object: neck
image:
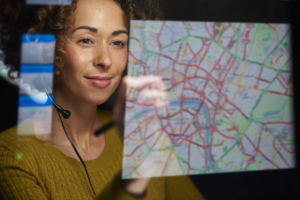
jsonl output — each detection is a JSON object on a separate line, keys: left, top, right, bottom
{"left": 50, "top": 87, "right": 102, "bottom": 153}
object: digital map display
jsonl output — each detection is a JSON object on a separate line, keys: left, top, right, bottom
{"left": 122, "top": 21, "right": 294, "bottom": 179}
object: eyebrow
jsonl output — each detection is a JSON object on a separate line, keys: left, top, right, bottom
{"left": 72, "top": 26, "right": 98, "bottom": 33}
{"left": 71, "top": 26, "right": 128, "bottom": 36}
{"left": 112, "top": 30, "right": 129, "bottom": 36}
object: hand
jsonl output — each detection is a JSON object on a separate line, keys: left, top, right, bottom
{"left": 113, "top": 77, "right": 150, "bottom": 197}
{"left": 113, "top": 75, "right": 168, "bottom": 197}
{"left": 113, "top": 75, "right": 168, "bottom": 140}
{"left": 113, "top": 77, "right": 159, "bottom": 198}
{"left": 121, "top": 178, "right": 150, "bottom": 198}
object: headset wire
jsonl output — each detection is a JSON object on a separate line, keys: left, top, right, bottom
{"left": 56, "top": 108, "right": 97, "bottom": 197}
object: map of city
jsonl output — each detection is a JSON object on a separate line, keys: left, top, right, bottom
{"left": 122, "top": 21, "right": 294, "bottom": 179}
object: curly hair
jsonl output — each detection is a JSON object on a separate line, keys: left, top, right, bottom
{"left": 0, "top": 0, "right": 162, "bottom": 83}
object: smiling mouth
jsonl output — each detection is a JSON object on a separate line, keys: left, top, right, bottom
{"left": 84, "top": 76, "right": 112, "bottom": 88}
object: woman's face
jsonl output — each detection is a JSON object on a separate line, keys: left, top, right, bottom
{"left": 60, "top": 0, "right": 128, "bottom": 105}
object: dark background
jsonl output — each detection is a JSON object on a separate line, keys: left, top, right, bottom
{"left": 1, "top": 0, "right": 299, "bottom": 199}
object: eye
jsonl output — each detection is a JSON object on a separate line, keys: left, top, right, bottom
{"left": 78, "top": 38, "right": 94, "bottom": 45}
{"left": 111, "top": 41, "right": 125, "bottom": 48}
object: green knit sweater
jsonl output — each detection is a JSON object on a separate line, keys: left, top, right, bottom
{"left": 0, "top": 110, "right": 205, "bottom": 200}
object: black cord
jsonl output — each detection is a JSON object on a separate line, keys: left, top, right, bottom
{"left": 95, "top": 121, "right": 114, "bottom": 136}
{"left": 56, "top": 108, "right": 97, "bottom": 197}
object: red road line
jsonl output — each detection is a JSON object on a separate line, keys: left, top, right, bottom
{"left": 157, "top": 21, "right": 166, "bottom": 50}
{"left": 205, "top": 22, "right": 213, "bottom": 39}
{"left": 124, "top": 113, "right": 157, "bottom": 139}
{"left": 255, "top": 67, "right": 264, "bottom": 88}
{"left": 124, "top": 143, "right": 145, "bottom": 157}
{"left": 272, "top": 138, "right": 291, "bottom": 168}
{"left": 161, "top": 151, "right": 173, "bottom": 176}
{"left": 213, "top": 128, "right": 235, "bottom": 140}
{"left": 277, "top": 76, "right": 288, "bottom": 91}
{"left": 279, "top": 140, "right": 294, "bottom": 154}
{"left": 253, "top": 125, "right": 264, "bottom": 159}
{"left": 265, "top": 121, "right": 292, "bottom": 125}
{"left": 151, "top": 131, "right": 163, "bottom": 148}
{"left": 209, "top": 129, "right": 216, "bottom": 162}
{"left": 267, "top": 90, "right": 292, "bottom": 97}
{"left": 279, "top": 74, "right": 290, "bottom": 85}
{"left": 244, "top": 134, "right": 280, "bottom": 169}
{"left": 255, "top": 77, "right": 271, "bottom": 83}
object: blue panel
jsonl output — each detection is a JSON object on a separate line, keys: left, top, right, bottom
{"left": 22, "top": 34, "right": 55, "bottom": 43}
{"left": 18, "top": 95, "right": 53, "bottom": 107}
{"left": 20, "top": 65, "right": 54, "bottom": 73}
{"left": 26, "top": 0, "right": 71, "bottom": 5}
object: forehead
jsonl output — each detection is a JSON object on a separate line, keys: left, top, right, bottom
{"left": 68, "top": 0, "right": 127, "bottom": 31}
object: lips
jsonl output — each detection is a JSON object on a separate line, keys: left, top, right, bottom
{"left": 84, "top": 76, "right": 112, "bottom": 88}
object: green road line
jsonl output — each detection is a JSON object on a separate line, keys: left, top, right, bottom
{"left": 177, "top": 156, "right": 206, "bottom": 174}
{"left": 265, "top": 28, "right": 290, "bottom": 62}
{"left": 134, "top": 66, "right": 141, "bottom": 77}
{"left": 234, "top": 24, "right": 242, "bottom": 56}
{"left": 141, "top": 35, "right": 187, "bottom": 62}
{"left": 160, "top": 36, "right": 189, "bottom": 51}
{"left": 184, "top": 22, "right": 191, "bottom": 36}
{"left": 282, "top": 58, "right": 291, "bottom": 71}
{"left": 142, "top": 21, "right": 146, "bottom": 50}
{"left": 261, "top": 123, "right": 292, "bottom": 142}
{"left": 211, "top": 138, "right": 240, "bottom": 171}
{"left": 231, "top": 23, "right": 239, "bottom": 37}
{"left": 152, "top": 147, "right": 174, "bottom": 151}
{"left": 170, "top": 147, "right": 186, "bottom": 174}
{"left": 248, "top": 24, "right": 259, "bottom": 59}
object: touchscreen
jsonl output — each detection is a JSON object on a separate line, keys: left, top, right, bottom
{"left": 122, "top": 21, "right": 294, "bottom": 178}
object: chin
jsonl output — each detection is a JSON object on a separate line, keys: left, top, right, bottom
{"left": 83, "top": 96, "right": 109, "bottom": 106}
{"left": 80, "top": 92, "right": 112, "bottom": 106}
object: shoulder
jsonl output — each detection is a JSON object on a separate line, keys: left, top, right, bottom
{"left": 0, "top": 126, "right": 18, "bottom": 146}
{"left": 0, "top": 122, "right": 47, "bottom": 170}
{"left": 0, "top": 117, "right": 43, "bottom": 150}
{"left": 0, "top": 125, "right": 31, "bottom": 152}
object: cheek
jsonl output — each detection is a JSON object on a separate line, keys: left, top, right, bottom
{"left": 63, "top": 44, "right": 90, "bottom": 78}
{"left": 113, "top": 50, "right": 128, "bottom": 75}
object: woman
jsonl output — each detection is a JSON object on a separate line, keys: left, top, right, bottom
{"left": 0, "top": 0, "right": 205, "bottom": 199}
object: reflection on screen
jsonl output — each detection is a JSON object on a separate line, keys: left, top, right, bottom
{"left": 17, "top": 34, "right": 55, "bottom": 136}
{"left": 122, "top": 21, "right": 294, "bottom": 179}
{"left": 26, "top": 0, "right": 71, "bottom": 5}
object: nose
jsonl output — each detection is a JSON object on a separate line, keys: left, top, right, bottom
{"left": 93, "top": 42, "right": 112, "bottom": 68}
